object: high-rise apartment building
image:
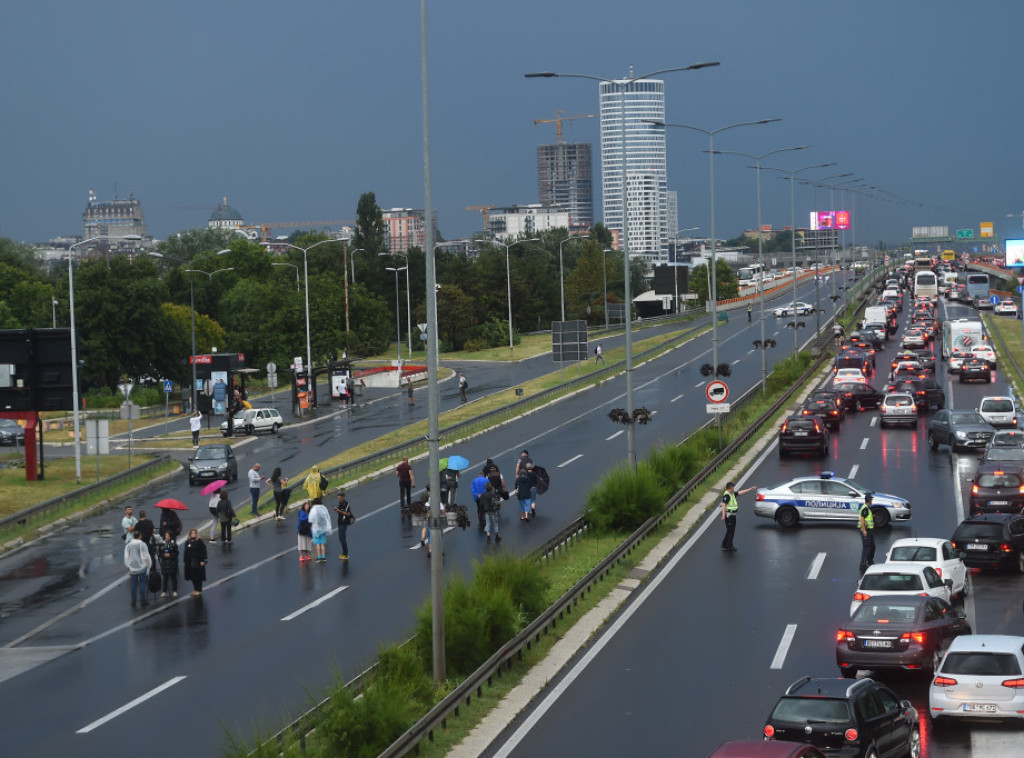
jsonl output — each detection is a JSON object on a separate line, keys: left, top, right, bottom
{"left": 599, "top": 77, "right": 668, "bottom": 263}
{"left": 382, "top": 208, "right": 440, "bottom": 253}
{"left": 536, "top": 142, "right": 593, "bottom": 230}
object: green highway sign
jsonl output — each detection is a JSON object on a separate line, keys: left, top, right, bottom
{"left": 956, "top": 229, "right": 974, "bottom": 239}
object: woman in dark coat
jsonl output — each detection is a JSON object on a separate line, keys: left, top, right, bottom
{"left": 183, "top": 528, "right": 207, "bottom": 596}
{"left": 158, "top": 531, "right": 179, "bottom": 598}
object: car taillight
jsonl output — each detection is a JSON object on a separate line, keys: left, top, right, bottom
{"left": 844, "top": 728, "right": 859, "bottom": 743}
{"left": 934, "top": 567, "right": 942, "bottom": 578}
{"left": 836, "top": 629, "right": 854, "bottom": 642}
{"left": 972, "top": 485, "right": 979, "bottom": 495}
{"left": 813, "top": 420, "right": 821, "bottom": 433}
{"left": 781, "top": 422, "right": 788, "bottom": 432}
{"left": 1002, "top": 678, "right": 1024, "bottom": 689}
{"left": 1000, "top": 543, "right": 1014, "bottom": 553}
{"left": 933, "top": 676, "right": 957, "bottom": 687}
{"left": 764, "top": 724, "right": 776, "bottom": 738}
{"left": 853, "top": 592, "right": 871, "bottom": 602}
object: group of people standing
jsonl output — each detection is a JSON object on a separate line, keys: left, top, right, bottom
{"left": 122, "top": 504, "right": 208, "bottom": 606}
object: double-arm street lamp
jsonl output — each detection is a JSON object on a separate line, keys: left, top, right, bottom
{"left": 385, "top": 265, "right": 409, "bottom": 363}
{"left": 527, "top": 62, "right": 720, "bottom": 469}
{"left": 711, "top": 146, "right": 808, "bottom": 392}
{"left": 492, "top": 237, "right": 539, "bottom": 352}
{"left": 558, "top": 234, "right": 586, "bottom": 321}
{"left": 381, "top": 252, "right": 413, "bottom": 358}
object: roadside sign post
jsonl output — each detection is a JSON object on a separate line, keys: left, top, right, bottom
{"left": 163, "top": 379, "right": 172, "bottom": 425}
{"left": 705, "top": 380, "right": 730, "bottom": 447}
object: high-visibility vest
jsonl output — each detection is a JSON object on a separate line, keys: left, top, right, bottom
{"left": 724, "top": 491, "right": 739, "bottom": 513}
{"left": 859, "top": 503, "right": 874, "bottom": 529}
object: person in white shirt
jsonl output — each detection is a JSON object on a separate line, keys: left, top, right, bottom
{"left": 247, "top": 463, "right": 264, "bottom": 517}
{"left": 124, "top": 531, "right": 153, "bottom": 607}
{"left": 121, "top": 505, "right": 137, "bottom": 543}
{"left": 189, "top": 411, "right": 202, "bottom": 447}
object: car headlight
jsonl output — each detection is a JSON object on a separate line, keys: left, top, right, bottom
{"left": 954, "top": 431, "right": 967, "bottom": 439}
{"left": 189, "top": 464, "right": 199, "bottom": 473}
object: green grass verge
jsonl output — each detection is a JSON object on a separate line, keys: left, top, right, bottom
{"left": 984, "top": 314, "right": 1024, "bottom": 399}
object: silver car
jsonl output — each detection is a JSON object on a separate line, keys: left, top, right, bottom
{"left": 930, "top": 635, "right": 1024, "bottom": 722}
{"left": 880, "top": 393, "right": 917, "bottom": 428}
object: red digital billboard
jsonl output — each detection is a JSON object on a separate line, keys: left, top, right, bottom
{"left": 809, "top": 211, "right": 851, "bottom": 230}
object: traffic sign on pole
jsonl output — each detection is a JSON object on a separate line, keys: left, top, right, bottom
{"left": 705, "top": 380, "right": 729, "bottom": 403}
{"left": 163, "top": 379, "right": 173, "bottom": 394}
{"left": 706, "top": 403, "right": 731, "bottom": 414}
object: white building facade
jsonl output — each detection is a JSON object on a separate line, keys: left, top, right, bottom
{"left": 487, "top": 204, "right": 571, "bottom": 240}
{"left": 599, "top": 77, "right": 668, "bottom": 263}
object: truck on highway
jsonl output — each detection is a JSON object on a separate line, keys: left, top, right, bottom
{"left": 942, "top": 318, "right": 984, "bottom": 360}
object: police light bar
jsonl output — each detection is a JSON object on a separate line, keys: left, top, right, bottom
{"left": 820, "top": 471, "right": 835, "bottom": 479}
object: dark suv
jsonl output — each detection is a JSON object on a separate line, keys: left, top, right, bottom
{"left": 951, "top": 513, "right": 1024, "bottom": 572}
{"left": 764, "top": 677, "right": 919, "bottom": 758}
{"left": 969, "top": 463, "right": 1024, "bottom": 514}
{"left": 779, "top": 415, "right": 830, "bottom": 457}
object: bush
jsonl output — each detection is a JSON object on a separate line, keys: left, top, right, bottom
{"left": 645, "top": 443, "right": 705, "bottom": 493}
{"left": 583, "top": 462, "right": 670, "bottom": 533}
{"left": 462, "top": 338, "right": 488, "bottom": 352}
{"left": 472, "top": 552, "right": 550, "bottom": 620}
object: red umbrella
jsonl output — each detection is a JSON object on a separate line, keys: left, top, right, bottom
{"left": 154, "top": 498, "right": 188, "bottom": 511}
{"left": 200, "top": 480, "right": 228, "bottom": 496}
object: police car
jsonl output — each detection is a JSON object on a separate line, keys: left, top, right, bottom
{"left": 753, "top": 472, "right": 912, "bottom": 529}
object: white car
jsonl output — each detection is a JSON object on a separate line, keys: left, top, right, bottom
{"left": 833, "top": 368, "right": 868, "bottom": 385}
{"left": 220, "top": 407, "right": 284, "bottom": 436}
{"left": 948, "top": 350, "right": 968, "bottom": 373}
{"left": 970, "top": 344, "right": 997, "bottom": 369}
{"left": 931, "top": 635, "right": 1024, "bottom": 722}
{"left": 901, "top": 330, "right": 927, "bottom": 349}
{"left": 773, "top": 301, "right": 814, "bottom": 317}
{"left": 884, "top": 537, "right": 967, "bottom": 598}
{"left": 753, "top": 471, "right": 912, "bottom": 528}
{"left": 978, "top": 396, "right": 1017, "bottom": 428}
{"left": 850, "top": 563, "right": 952, "bottom": 615}
{"left": 995, "top": 299, "right": 1019, "bottom": 317}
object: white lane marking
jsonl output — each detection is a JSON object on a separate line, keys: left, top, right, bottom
{"left": 747, "top": 349, "right": 755, "bottom": 354}
{"left": 869, "top": 416, "right": 878, "bottom": 427}
{"left": 859, "top": 437, "right": 869, "bottom": 450}
{"left": 78, "top": 676, "right": 187, "bottom": 733}
{"left": 695, "top": 381, "right": 706, "bottom": 388}
{"left": 408, "top": 525, "right": 455, "bottom": 549}
{"left": 731, "top": 359, "right": 741, "bottom": 365}
{"left": 771, "top": 624, "right": 798, "bottom": 669}
{"left": 559, "top": 455, "right": 583, "bottom": 468}
{"left": 281, "top": 586, "right": 349, "bottom": 621}
{"left": 492, "top": 433, "right": 781, "bottom": 758}
{"left": 808, "top": 553, "right": 826, "bottom": 580}
{"left": 671, "top": 394, "right": 684, "bottom": 403}
{"left": 606, "top": 430, "right": 623, "bottom": 440}
{"left": 848, "top": 464, "right": 859, "bottom": 479}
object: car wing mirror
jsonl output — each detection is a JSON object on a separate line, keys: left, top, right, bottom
{"left": 955, "top": 609, "right": 967, "bottom": 620}
{"left": 944, "top": 578, "right": 953, "bottom": 588}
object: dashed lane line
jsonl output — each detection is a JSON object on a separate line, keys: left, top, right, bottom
{"left": 770, "top": 624, "right": 798, "bottom": 669}
{"left": 78, "top": 676, "right": 187, "bottom": 733}
{"left": 281, "top": 586, "right": 349, "bottom": 621}
{"left": 605, "top": 431, "right": 623, "bottom": 441}
{"left": 859, "top": 437, "right": 869, "bottom": 450}
{"left": 848, "top": 464, "right": 859, "bottom": 479}
{"left": 558, "top": 455, "right": 583, "bottom": 468}
{"left": 808, "top": 553, "right": 826, "bottom": 580}
{"left": 671, "top": 394, "right": 684, "bottom": 403}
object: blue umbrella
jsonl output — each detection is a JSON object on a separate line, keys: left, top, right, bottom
{"left": 445, "top": 455, "right": 470, "bottom": 471}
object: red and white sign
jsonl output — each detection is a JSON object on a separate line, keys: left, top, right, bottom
{"left": 706, "top": 380, "right": 729, "bottom": 403}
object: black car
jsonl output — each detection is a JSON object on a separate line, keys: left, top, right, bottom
{"left": 836, "top": 595, "right": 971, "bottom": 678}
{"left": 968, "top": 462, "right": 1024, "bottom": 515}
{"left": 187, "top": 443, "right": 239, "bottom": 486}
{"left": 809, "top": 389, "right": 847, "bottom": 422}
{"left": 887, "top": 378, "right": 945, "bottom": 411}
{"left": 779, "top": 415, "right": 830, "bottom": 457}
{"left": 834, "top": 351, "right": 871, "bottom": 377}
{"left": 927, "top": 409, "right": 995, "bottom": 452}
{"left": 911, "top": 349, "right": 936, "bottom": 374}
{"left": 800, "top": 399, "right": 842, "bottom": 430}
{"left": 850, "top": 329, "right": 885, "bottom": 350}
{"left": 0, "top": 418, "right": 25, "bottom": 445}
{"left": 959, "top": 356, "right": 991, "bottom": 383}
{"left": 978, "top": 446, "right": 1024, "bottom": 467}
{"left": 833, "top": 382, "right": 885, "bottom": 412}
{"left": 764, "top": 677, "right": 919, "bottom": 758}
{"left": 951, "top": 513, "right": 1024, "bottom": 572}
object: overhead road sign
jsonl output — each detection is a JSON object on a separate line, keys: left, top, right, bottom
{"left": 956, "top": 229, "right": 974, "bottom": 239}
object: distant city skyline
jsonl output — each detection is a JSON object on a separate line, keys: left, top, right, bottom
{"left": 2, "top": 1, "right": 1022, "bottom": 247}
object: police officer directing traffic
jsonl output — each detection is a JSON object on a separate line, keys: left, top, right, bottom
{"left": 721, "top": 481, "right": 757, "bottom": 552}
{"left": 858, "top": 493, "right": 876, "bottom": 573}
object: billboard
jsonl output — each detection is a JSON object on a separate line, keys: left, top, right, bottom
{"left": 980, "top": 222, "right": 994, "bottom": 238}
{"left": 810, "top": 211, "right": 851, "bottom": 230}
{"left": 912, "top": 226, "right": 949, "bottom": 238}
{"left": 1006, "top": 239, "right": 1024, "bottom": 267}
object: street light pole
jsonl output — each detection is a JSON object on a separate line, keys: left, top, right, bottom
{"left": 528, "top": 62, "right": 720, "bottom": 470}
{"left": 558, "top": 235, "right": 584, "bottom": 321}
{"left": 492, "top": 238, "right": 538, "bottom": 352}
{"left": 272, "top": 262, "right": 300, "bottom": 290}
{"left": 602, "top": 248, "right": 611, "bottom": 330}
{"left": 672, "top": 227, "right": 699, "bottom": 315}
{"left": 385, "top": 266, "right": 407, "bottom": 363}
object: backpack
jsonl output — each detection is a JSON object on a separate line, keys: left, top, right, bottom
{"left": 320, "top": 473, "right": 329, "bottom": 490}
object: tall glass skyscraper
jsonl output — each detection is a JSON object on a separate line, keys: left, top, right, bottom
{"left": 599, "top": 77, "right": 667, "bottom": 262}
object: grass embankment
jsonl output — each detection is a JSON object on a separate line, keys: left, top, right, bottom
{"left": 984, "top": 314, "right": 1024, "bottom": 399}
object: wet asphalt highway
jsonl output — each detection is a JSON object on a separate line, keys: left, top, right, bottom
{"left": 488, "top": 300, "right": 1024, "bottom": 758}
{"left": 0, "top": 274, "right": 850, "bottom": 758}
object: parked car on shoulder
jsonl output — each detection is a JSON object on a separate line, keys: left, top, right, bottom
{"left": 995, "top": 299, "right": 1019, "bottom": 317}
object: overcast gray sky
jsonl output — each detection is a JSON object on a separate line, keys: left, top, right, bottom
{"left": 2, "top": 0, "right": 1020, "bottom": 247}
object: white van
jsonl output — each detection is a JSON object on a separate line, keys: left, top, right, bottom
{"left": 914, "top": 270, "right": 939, "bottom": 301}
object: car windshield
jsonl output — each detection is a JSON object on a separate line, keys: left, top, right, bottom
{"left": 949, "top": 411, "right": 986, "bottom": 425}
{"left": 771, "top": 697, "right": 850, "bottom": 724}
{"left": 885, "top": 396, "right": 914, "bottom": 407}
{"left": 977, "top": 473, "right": 1022, "bottom": 488}
{"left": 982, "top": 399, "right": 1014, "bottom": 412}
{"left": 941, "top": 652, "right": 1022, "bottom": 676}
{"left": 0, "top": 419, "right": 20, "bottom": 429}
{"left": 194, "top": 447, "right": 228, "bottom": 461}
{"left": 852, "top": 602, "right": 920, "bottom": 624}
{"left": 889, "top": 545, "right": 937, "bottom": 562}
{"left": 860, "top": 573, "right": 923, "bottom": 591}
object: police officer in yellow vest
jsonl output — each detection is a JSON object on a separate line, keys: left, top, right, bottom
{"left": 858, "top": 493, "right": 876, "bottom": 573}
{"left": 721, "top": 481, "right": 757, "bottom": 552}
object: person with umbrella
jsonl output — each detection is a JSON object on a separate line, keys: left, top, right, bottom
{"left": 440, "top": 456, "right": 468, "bottom": 506}
{"left": 201, "top": 480, "right": 228, "bottom": 541}
{"left": 155, "top": 498, "right": 187, "bottom": 541}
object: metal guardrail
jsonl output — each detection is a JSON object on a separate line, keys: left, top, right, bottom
{"left": 0, "top": 454, "right": 173, "bottom": 542}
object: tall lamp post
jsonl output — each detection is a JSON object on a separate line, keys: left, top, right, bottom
{"left": 272, "top": 262, "right": 300, "bottom": 290}
{"left": 558, "top": 234, "right": 585, "bottom": 321}
{"left": 381, "top": 252, "right": 413, "bottom": 358}
{"left": 69, "top": 234, "right": 141, "bottom": 483}
{"left": 803, "top": 172, "right": 854, "bottom": 331}
{"left": 602, "top": 248, "right": 612, "bottom": 330}
{"left": 385, "top": 265, "right": 408, "bottom": 363}
{"left": 713, "top": 146, "right": 809, "bottom": 393}
{"left": 645, "top": 118, "right": 780, "bottom": 412}
{"left": 672, "top": 227, "right": 700, "bottom": 315}
{"left": 492, "top": 237, "right": 538, "bottom": 352}
{"left": 762, "top": 163, "right": 837, "bottom": 354}
{"left": 527, "top": 61, "right": 720, "bottom": 470}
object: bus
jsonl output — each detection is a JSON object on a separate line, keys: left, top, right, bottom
{"left": 914, "top": 269, "right": 939, "bottom": 301}
{"left": 737, "top": 264, "right": 764, "bottom": 284}
{"left": 915, "top": 256, "right": 933, "bottom": 271}
{"left": 965, "top": 273, "right": 990, "bottom": 302}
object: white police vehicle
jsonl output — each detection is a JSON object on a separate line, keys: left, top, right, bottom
{"left": 753, "top": 471, "right": 912, "bottom": 529}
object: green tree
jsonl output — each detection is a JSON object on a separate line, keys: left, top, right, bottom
{"left": 156, "top": 228, "right": 238, "bottom": 263}
{"left": 354, "top": 192, "right": 386, "bottom": 255}
{"left": 688, "top": 259, "right": 739, "bottom": 305}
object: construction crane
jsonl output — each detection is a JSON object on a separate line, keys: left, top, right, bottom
{"left": 242, "top": 220, "right": 354, "bottom": 241}
{"left": 466, "top": 206, "right": 494, "bottom": 232}
{"left": 533, "top": 111, "right": 596, "bottom": 143}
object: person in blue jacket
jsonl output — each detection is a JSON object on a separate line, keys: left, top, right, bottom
{"left": 471, "top": 472, "right": 488, "bottom": 530}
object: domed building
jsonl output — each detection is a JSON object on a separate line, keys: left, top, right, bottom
{"left": 207, "top": 198, "right": 244, "bottom": 230}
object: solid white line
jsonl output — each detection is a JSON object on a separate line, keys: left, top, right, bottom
{"left": 281, "top": 586, "right": 349, "bottom": 621}
{"left": 771, "top": 624, "right": 798, "bottom": 669}
{"left": 77, "top": 676, "right": 187, "bottom": 733}
{"left": 848, "top": 464, "right": 859, "bottom": 479}
{"left": 808, "top": 553, "right": 826, "bottom": 580}
{"left": 605, "top": 430, "right": 623, "bottom": 440}
{"left": 559, "top": 455, "right": 584, "bottom": 468}
{"left": 859, "top": 437, "right": 869, "bottom": 450}
{"left": 671, "top": 394, "right": 684, "bottom": 403}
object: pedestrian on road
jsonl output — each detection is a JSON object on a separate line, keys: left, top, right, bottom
{"left": 268, "top": 467, "right": 290, "bottom": 520}
{"left": 515, "top": 450, "right": 532, "bottom": 478}
{"left": 159, "top": 508, "right": 182, "bottom": 541}
{"left": 407, "top": 376, "right": 415, "bottom": 406}
{"left": 440, "top": 466, "right": 460, "bottom": 506}
{"left": 859, "top": 494, "right": 876, "bottom": 573}
{"left": 346, "top": 375, "right": 356, "bottom": 405}
{"left": 207, "top": 487, "right": 222, "bottom": 541}
{"left": 720, "top": 481, "right": 757, "bottom": 552}
{"left": 594, "top": 343, "right": 605, "bottom": 365}
{"left": 309, "top": 500, "right": 331, "bottom": 563}
{"left": 396, "top": 456, "right": 415, "bottom": 512}
{"left": 515, "top": 463, "right": 538, "bottom": 522}
{"left": 421, "top": 494, "right": 445, "bottom": 558}
{"left": 189, "top": 411, "right": 202, "bottom": 447}
{"left": 334, "top": 492, "right": 355, "bottom": 560}
{"left": 124, "top": 530, "right": 152, "bottom": 608}
{"left": 304, "top": 465, "right": 327, "bottom": 505}
{"left": 158, "top": 531, "right": 179, "bottom": 598}
{"left": 458, "top": 372, "right": 468, "bottom": 403}
{"left": 247, "top": 462, "right": 264, "bottom": 516}
{"left": 121, "top": 505, "right": 137, "bottom": 543}
{"left": 747, "top": 303, "right": 752, "bottom": 323}
{"left": 216, "top": 490, "right": 235, "bottom": 543}
{"left": 471, "top": 472, "right": 488, "bottom": 529}
{"left": 297, "top": 501, "right": 313, "bottom": 563}
{"left": 136, "top": 509, "right": 156, "bottom": 559}
{"left": 183, "top": 529, "right": 207, "bottom": 596}
{"left": 482, "top": 482, "right": 502, "bottom": 543}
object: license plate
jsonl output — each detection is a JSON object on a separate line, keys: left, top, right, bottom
{"left": 863, "top": 639, "right": 892, "bottom": 649}
{"left": 990, "top": 501, "right": 1009, "bottom": 506}
{"left": 968, "top": 543, "right": 990, "bottom": 551}
{"left": 963, "top": 703, "right": 997, "bottom": 713}
{"left": 793, "top": 432, "right": 808, "bottom": 436}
